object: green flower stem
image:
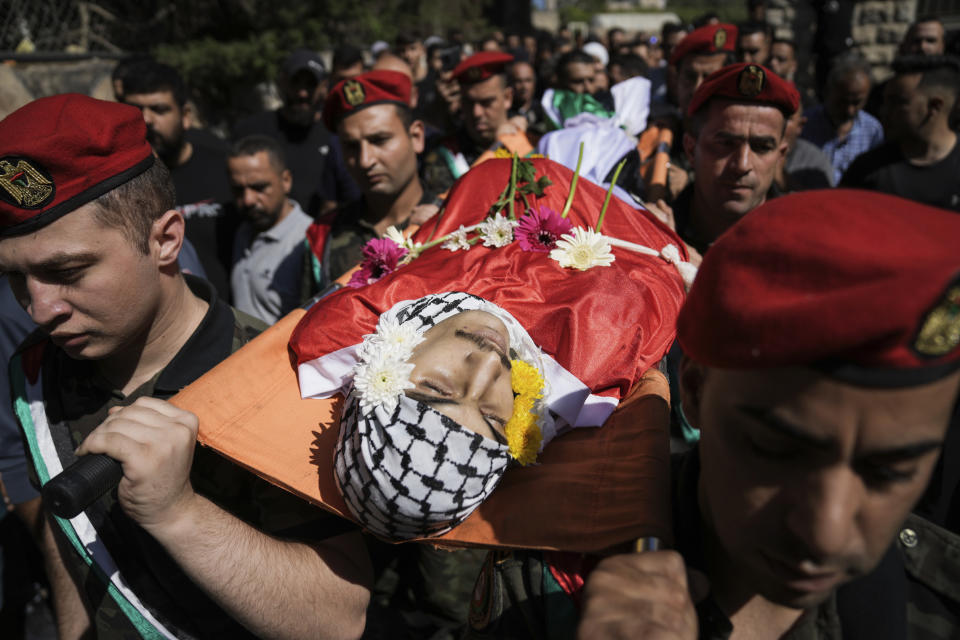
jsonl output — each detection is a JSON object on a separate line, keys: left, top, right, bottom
{"left": 595, "top": 157, "right": 627, "bottom": 233}
{"left": 508, "top": 152, "right": 519, "bottom": 220}
{"left": 560, "top": 142, "right": 584, "bottom": 219}
{"left": 519, "top": 191, "right": 532, "bottom": 213}
{"left": 415, "top": 223, "right": 482, "bottom": 254}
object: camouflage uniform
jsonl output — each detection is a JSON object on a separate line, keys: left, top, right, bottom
{"left": 14, "top": 275, "right": 349, "bottom": 639}
{"left": 464, "top": 447, "right": 960, "bottom": 639}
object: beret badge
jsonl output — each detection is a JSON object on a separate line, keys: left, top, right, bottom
{"left": 738, "top": 65, "right": 765, "bottom": 98}
{"left": 343, "top": 80, "right": 366, "bottom": 106}
{"left": 914, "top": 281, "right": 960, "bottom": 359}
{"left": 713, "top": 28, "right": 727, "bottom": 49}
{"left": 0, "top": 157, "right": 55, "bottom": 210}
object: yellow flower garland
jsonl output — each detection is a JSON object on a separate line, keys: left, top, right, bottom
{"left": 505, "top": 359, "right": 545, "bottom": 465}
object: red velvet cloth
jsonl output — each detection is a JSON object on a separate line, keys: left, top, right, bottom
{"left": 290, "top": 158, "right": 687, "bottom": 398}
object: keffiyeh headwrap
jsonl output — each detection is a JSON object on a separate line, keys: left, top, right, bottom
{"left": 338, "top": 292, "right": 540, "bottom": 539}
{"left": 300, "top": 291, "right": 618, "bottom": 539}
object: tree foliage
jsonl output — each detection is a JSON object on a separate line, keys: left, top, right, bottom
{"left": 96, "top": 0, "right": 496, "bottom": 124}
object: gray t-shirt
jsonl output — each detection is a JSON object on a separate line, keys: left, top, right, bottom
{"left": 785, "top": 138, "right": 835, "bottom": 192}
{"left": 231, "top": 200, "right": 313, "bottom": 324}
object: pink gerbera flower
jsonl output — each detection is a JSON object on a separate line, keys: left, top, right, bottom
{"left": 347, "top": 238, "right": 409, "bottom": 288}
{"left": 516, "top": 205, "right": 573, "bottom": 252}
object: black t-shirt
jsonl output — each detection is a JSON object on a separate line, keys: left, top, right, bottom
{"left": 233, "top": 110, "right": 332, "bottom": 215}
{"left": 841, "top": 141, "right": 960, "bottom": 213}
{"left": 170, "top": 143, "right": 236, "bottom": 299}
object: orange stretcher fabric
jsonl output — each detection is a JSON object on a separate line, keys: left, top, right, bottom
{"left": 169, "top": 308, "right": 673, "bottom": 552}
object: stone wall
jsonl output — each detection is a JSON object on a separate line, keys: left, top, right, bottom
{"left": 0, "top": 58, "right": 115, "bottom": 120}
{"left": 765, "top": 0, "right": 918, "bottom": 80}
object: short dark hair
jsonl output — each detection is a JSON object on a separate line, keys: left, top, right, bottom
{"left": 332, "top": 44, "right": 363, "bottom": 72}
{"left": 121, "top": 60, "right": 188, "bottom": 107}
{"left": 826, "top": 55, "right": 873, "bottom": 91}
{"left": 738, "top": 21, "right": 772, "bottom": 39}
{"left": 662, "top": 22, "right": 686, "bottom": 40}
{"left": 609, "top": 53, "right": 648, "bottom": 79}
{"left": 394, "top": 103, "right": 414, "bottom": 129}
{"left": 912, "top": 14, "right": 945, "bottom": 28}
{"left": 771, "top": 38, "right": 796, "bottom": 52}
{"left": 92, "top": 160, "right": 176, "bottom": 254}
{"left": 892, "top": 55, "right": 960, "bottom": 99}
{"left": 395, "top": 32, "right": 422, "bottom": 47}
{"left": 557, "top": 50, "right": 596, "bottom": 81}
{"left": 229, "top": 135, "right": 288, "bottom": 172}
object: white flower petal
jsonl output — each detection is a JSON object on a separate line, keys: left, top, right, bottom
{"left": 478, "top": 213, "right": 516, "bottom": 248}
{"left": 549, "top": 227, "right": 615, "bottom": 271}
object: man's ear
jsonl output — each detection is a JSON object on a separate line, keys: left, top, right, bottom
{"left": 678, "top": 355, "right": 707, "bottom": 431}
{"left": 682, "top": 131, "right": 697, "bottom": 165}
{"left": 282, "top": 168, "right": 293, "bottom": 196}
{"left": 151, "top": 209, "right": 185, "bottom": 269}
{"left": 409, "top": 119, "right": 426, "bottom": 154}
{"left": 927, "top": 93, "right": 946, "bottom": 118}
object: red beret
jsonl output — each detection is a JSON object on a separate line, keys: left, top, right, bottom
{"left": 669, "top": 23, "right": 737, "bottom": 66}
{"left": 322, "top": 70, "right": 412, "bottom": 131}
{"left": 452, "top": 51, "right": 514, "bottom": 84}
{"left": 678, "top": 190, "right": 960, "bottom": 387}
{"left": 686, "top": 62, "right": 800, "bottom": 117}
{"left": 0, "top": 93, "right": 153, "bottom": 237}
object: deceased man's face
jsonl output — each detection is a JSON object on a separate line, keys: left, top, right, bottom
{"left": 406, "top": 310, "right": 514, "bottom": 443}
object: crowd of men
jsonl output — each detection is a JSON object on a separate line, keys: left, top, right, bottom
{"left": 1, "top": 5, "right": 960, "bottom": 639}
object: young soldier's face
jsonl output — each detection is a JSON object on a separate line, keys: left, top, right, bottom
{"left": 684, "top": 100, "right": 787, "bottom": 221}
{"left": 682, "top": 362, "right": 960, "bottom": 610}
{"left": 462, "top": 75, "right": 513, "bottom": 146}
{"left": 339, "top": 105, "right": 424, "bottom": 198}
{"left": 0, "top": 202, "right": 169, "bottom": 360}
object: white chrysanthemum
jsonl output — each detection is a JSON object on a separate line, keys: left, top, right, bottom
{"left": 384, "top": 225, "right": 406, "bottom": 248}
{"left": 352, "top": 354, "right": 415, "bottom": 415}
{"left": 441, "top": 225, "right": 472, "bottom": 252}
{"left": 549, "top": 227, "right": 616, "bottom": 271}
{"left": 373, "top": 315, "right": 425, "bottom": 358}
{"left": 478, "top": 213, "right": 517, "bottom": 248}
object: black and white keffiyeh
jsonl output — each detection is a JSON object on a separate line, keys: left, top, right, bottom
{"left": 300, "top": 291, "right": 619, "bottom": 539}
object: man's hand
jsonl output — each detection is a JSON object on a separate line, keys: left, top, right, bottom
{"left": 645, "top": 198, "right": 676, "bottom": 231}
{"left": 76, "top": 397, "right": 198, "bottom": 532}
{"left": 577, "top": 550, "right": 706, "bottom": 640}
{"left": 496, "top": 115, "right": 529, "bottom": 138}
{"left": 666, "top": 163, "right": 690, "bottom": 201}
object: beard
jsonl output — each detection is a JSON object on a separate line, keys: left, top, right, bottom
{"left": 147, "top": 129, "right": 185, "bottom": 168}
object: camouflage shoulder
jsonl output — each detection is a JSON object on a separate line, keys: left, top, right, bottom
{"left": 900, "top": 513, "right": 960, "bottom": 638}
{"left": 230, "top": 307, "right": 269, "bottom": 350}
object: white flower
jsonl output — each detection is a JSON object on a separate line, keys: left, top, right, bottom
{"left": 478, "top": 213, "right": 517, "bottom": 248}
{"left": 441, "top": 225, "right": 472, "bottom": 251}
{"left": 385, "top": 225, "right": 423, "bottom": 255}
{"left": 384, "top": 225, "right": 406, "bottom": 248}
{"left": 372, "top": 315, "right": 425, "bottom": 358}
{"left": 549, "top": 227, "right": 615, "bottom": 271}
{"left": 352, "top": 353, "right": 415, "bottom": 415}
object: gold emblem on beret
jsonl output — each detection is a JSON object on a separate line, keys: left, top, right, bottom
{"left": 914, "top": 284, "right": 960, "bottom": 358}
{"left": 343, "top": 80, "right": 365, "bottom": 107}
{"left": 713, "top": 28, "right": 727, "bottom": 49}
{"left": 0, "top": 158, "right": 54, "bottom": 209}
{"left": 738, "top": 65, "right": 765, "bottom": 98}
